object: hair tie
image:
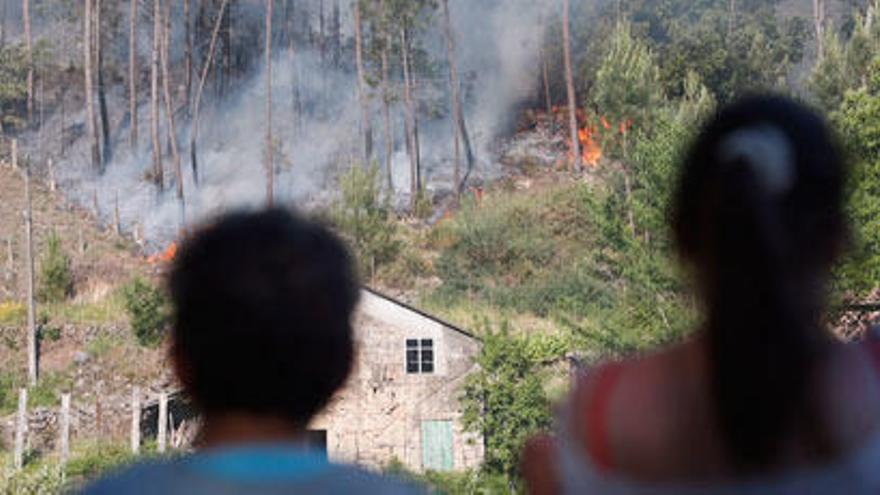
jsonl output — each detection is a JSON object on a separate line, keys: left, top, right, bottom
{"left": 718, "top": 124, "right": 795, "bottom": 195}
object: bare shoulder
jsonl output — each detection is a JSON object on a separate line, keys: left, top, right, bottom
{"left": 571, "top": 340, "right": 722, "bottom": 480}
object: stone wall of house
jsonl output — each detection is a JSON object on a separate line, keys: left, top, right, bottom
{"left": 311, "top": 291, "right": 484, "bottom": 472}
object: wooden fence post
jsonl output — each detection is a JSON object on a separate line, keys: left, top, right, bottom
{"left": 157, "top": 392, "right": 168, "bottom": 453}
{"left": 131, "top": 387, "right": 141, "bottom": 454}
{"left": 59, "top": 393, "right": 70, "bottom": 465}
{"left": 5, "top": 237, "right": 12, "bottom": 273}
{"left": 114, "top": 191, "right": 121, "bottom": 235}
{"left": 48, "top": 158, "right": 56, "bottom": 192}
{"left": 14, "top": 388, "right": 27, "bottom": 470}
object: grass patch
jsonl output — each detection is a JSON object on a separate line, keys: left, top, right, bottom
{"left": 85, "top": 333, "right": 121, "bottom": 358}
{"left": 41, "top": 291, "right": 126, "bottom": 326}
{"left": 0, "top": 301, "right": 26, "bottom": 326}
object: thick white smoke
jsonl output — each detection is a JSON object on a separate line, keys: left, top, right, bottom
{"left": 34, "top": 0, "right": 556, "bottom": 249}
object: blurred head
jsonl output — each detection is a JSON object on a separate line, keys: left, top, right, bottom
{"left": 672, "top": 96, "right": 847, "bottom": 468}
{"left": 168, "top": 208, "right": 360, "bottom": 427}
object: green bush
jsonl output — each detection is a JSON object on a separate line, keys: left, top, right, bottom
{"left": 122, "top": 277, "right": 169, "bottom": 347}
{"left": 38, "top": 232, "right": 73, "bottom": 304}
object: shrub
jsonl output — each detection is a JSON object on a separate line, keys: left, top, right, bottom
{"left": 122, "top": 277, "right": 168, "bottom": 347}
{"left": 329, "top": 164, "right": 401, "bottom": 277}
{"left": 38, "top": 232, "right": 73, "bottom": 303}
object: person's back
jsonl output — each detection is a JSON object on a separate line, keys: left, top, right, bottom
{"left": 81, "top": 209, "right": 423, "bottom": 495}
{"left": 523, "top": 96, "right": 880, "bottom": 494}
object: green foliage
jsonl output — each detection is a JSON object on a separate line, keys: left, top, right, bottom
{"left": 592, "top": 21, "right": 664, "bottom": 132}
{"left": 330, "top": 164, "right": 401, "bottom": 277}
{"left": 64, "top": 443, "right": 139, "bottom": 482}
{"left": 461, "top": 323, "right": 554, "bottom": 485}
{"left": 122, "top": 277, "right": 168, "bottom": 347}
{"left": 28, "top": 372, "right": 72, "bottom": 409}
{"left": 384, "top": 460, "right": 509, "bottom": 495}
{"left": 832, "top": 65, "right": 880, "bottom": 297}
{"left": 0, "top": 44, "right": 28, "bottom": 131}
{"left": 0, "top": 461, "right": 64, "bottom": 495}
{"left": 39, "top": 232, "right": 73, "bottom": 304}
{"left": 809, "top": 28, "right": 850, "bottom": 112}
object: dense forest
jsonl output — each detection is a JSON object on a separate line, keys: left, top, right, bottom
{"left": 0, "top": 0, "right": 879, "bottom": 492}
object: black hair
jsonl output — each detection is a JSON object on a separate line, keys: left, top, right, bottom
{"left": 673, "top": 96, "right": 847, "bottom": 468}
{"left": 168, "top": 208, "right": 360, "bottom": 425}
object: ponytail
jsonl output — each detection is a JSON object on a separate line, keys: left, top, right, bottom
{"left": 673, "top": 96, "right": 845, "bottom": 469}
{"left": 707, "top": 160, "right": 816, "bottom": 468}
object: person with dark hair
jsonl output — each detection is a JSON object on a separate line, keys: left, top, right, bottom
{"left": 83, "top": 209, "right": 423, "bottom": 494}
{"left": 523, "top": 96, "right": 880, "bottom": 494}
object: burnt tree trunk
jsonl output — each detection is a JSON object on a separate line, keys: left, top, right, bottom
{"left": 97, "top": 0, "right": 112, "bottom": 166}
{"left": 151, "top": 0, "right": 163, "bottom": 189}
{"left": 190, "top": 0, "right": 229, "bottom": 187}
{"left": 354, "top": 0, "right": 373, "bottom": 163}
{"left": 23, "top": 0, "right": 33, "bottom": 123}
{"left": 562, "top": 0, "right": 581, "bottom": 172}
{"left": 129, "top": 0, "right": 138, "bottom": 149}
{"left": 161, "top": 0, "right": 184, "bottom": 222}
{"left": 84, "top": 0, "right": 101, "bottom": 171}
{"left": 265, "top": 0, "right": 274, "bottom": 205}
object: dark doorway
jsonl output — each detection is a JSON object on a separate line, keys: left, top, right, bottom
{"left": 305, "top": 429, "right": 328, "bottom": 459}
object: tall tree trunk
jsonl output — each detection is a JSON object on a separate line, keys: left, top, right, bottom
{"left": 331, "top": 0, "right": 340, "bottom": 67}
{"left": 354, "top": 0, "right": 373, "bottom": 163}
{"left": 319, "top": 0, "right": 325, "bottom": 66}
{"left": 401, "top": 27, "right": 418, "bottom": 207}
{"left": 129, "top": 0, "right": 138, "bottom": 149}
{"left": 97, "top": 0, "right": 112, "bottom": 166}
{"left": 161, "top": 0, "right": 184, "bottom": 223}
{"left": 22, "top": 158, "right": 37, "bottom": 386}
{"left": 151, "top": 0, "right": 163, "bottom": 189}
{"left": 287, "top": 0, "right": 301, "bottom": 138}
{"left": 265, "top": 0, "right": 274, "bottom": 205}
{"left": 288, "top": 0, "right": 301, "bottom": 138}
{"left": 84, "top": 0, "right": 101, "bottom": 171}
{"left": 190, "top": 0, "right": 229, "bottom": 187}
{"left": 1, "top": 0, "right": 7, "bottom": 49}
{"left": 814, "top": 0, "right": 825, "bottom": 59}
{"left": 562, "top": 0, "right": 581, "bottom": 172}
{"left": 440, "top": 0, "right": 464, "bottom": 197}
{"left": 185, "top": 0, "right": 193, "bottom": 118}
{"left": 23, "top": 0, "right": 33, "bottom": 123}
{"left": 380, "top": 0, "right": 392, "bottom": 192}
{"left": 220, "top": 0, "right": 231, "bottom": 96}
{"left": 728, "top": 0, "right": 736, "bottom": 36}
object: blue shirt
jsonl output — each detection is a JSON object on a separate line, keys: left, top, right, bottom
{"left": 79, "top": 445, "right": 425, "bottom": 495}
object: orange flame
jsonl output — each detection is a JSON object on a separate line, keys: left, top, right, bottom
{"left": 578, "top": 125, "right": 602, "bottom": 167}
{"left": 147, "top": 241, "right": 178, "bottom": 265}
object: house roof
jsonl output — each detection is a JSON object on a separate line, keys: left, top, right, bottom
{"left": 361, "top": 287, "right": 481, "bottom": 342}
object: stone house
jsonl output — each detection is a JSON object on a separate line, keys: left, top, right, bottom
{"left": 309, "top": 288, "right": 484, "bottom": 473}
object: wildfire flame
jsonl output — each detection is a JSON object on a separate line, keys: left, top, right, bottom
{"left": 526, "top": 106, "right": 632, "bottom": 169}
{"left": 578, "top": 125, "right": 602, "bottom": 167}
{"left": 146, "top": 241, "right": 178, "bottom": 265}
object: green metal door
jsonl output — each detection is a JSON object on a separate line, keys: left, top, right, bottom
{"left": 421, "top": 420, "right": 454, "bottom": 471}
